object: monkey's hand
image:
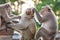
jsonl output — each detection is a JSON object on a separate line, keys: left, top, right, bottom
{"left": 11, "top": 16, "right": 21, "bottom": 19}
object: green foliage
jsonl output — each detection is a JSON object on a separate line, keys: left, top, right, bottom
{"left": 53, "top": 2, "right": 60, "bottom": 12}
{"left": 10, "top": 0, "right": 17, "bottom": 2}
{"left": 57, "top": 0, "right": 60, "bottom": 2}
{"left": 36, "top": 0, "right": 54, "bottom": 11}
{"left": 12, "top": 11, "right": 19, "bottom": 15}
{"left": 58, "top": 18, "right": 60, "bottom": 30}
{"left": 0, "top": 0, "right": 6, "bottom": 4}
{"left": 36, "top": 22, "right": 41, "bottom": 28}
{"left": 36, "top": 4, "right": 41, "bottom": 11}
{"left": 35, "top": 22, "right": 41, "bottom": 30}
{"left": 42, "top": 0, "right": 53, "bottom": 5}
{"left": 0, "top": 0, "right": 18, "bottom": 4}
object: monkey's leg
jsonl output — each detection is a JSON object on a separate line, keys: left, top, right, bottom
{"left": 43, "top": 37, "right": 48, "bottom": 40}
{"left": 50, "top": 34, "right": 56, "bottom": 40}
{"left": 38, "top": 28, "right": 51, "bottom": 40}
{"left": 43, "top": 31, "right": 56, "bottom": 40}
{"left": 35, "top": 29, "right": 42, "bottom": 40}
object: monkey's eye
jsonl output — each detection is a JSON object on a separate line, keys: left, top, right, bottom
{"left": 48, "top": 8, "right": 50, "bottom": 12}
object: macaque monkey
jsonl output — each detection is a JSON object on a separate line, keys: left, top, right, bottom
{"left": 0, "top": 2, "right": 14, "bottom": 40}
{"left": 0, "top": 2, "right": 21, "bottom": 23}
{"left": 0, "top": 3, "right": 21, "bottom": 31}
{"left": 0, "top": 2, "right": 21, "bottom": 33}
{"left": 0, "top": 2, "right": 22, "bottom": 40}
{"left": 34, "top": 5, "right": 58, "bottom": 40}
{"left": 8, "top": 8, "right": 36, "bottom": 40}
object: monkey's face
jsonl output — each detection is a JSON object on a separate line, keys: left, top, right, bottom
{"left": 2, "top": 4, "right": 12, "bottom": 16}
{"left": 5, "top": 4, "right": 12, "bottom": 16}
{"left": 40, "top": 6, "right": 51, "bottom": 16}
{"left": 40, "top": 6, "right": 48, "bottom": 13}
{"left": 25, "top": 8, "right": 34, "bottom": 19}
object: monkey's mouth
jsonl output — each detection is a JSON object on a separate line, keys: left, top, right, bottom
{"left": 28, "top": 16, "right": 34, "bottom": 19}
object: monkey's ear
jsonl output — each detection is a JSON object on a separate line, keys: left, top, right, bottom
{"left": 48, "top": 8, "right": 51, "bottom": 12}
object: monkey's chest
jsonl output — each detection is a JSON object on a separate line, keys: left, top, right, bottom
{"left": 21, "top": 28, "right": 33, "bottom": 40}
{"left": 20, "top": 21, "right": 35, "bottom": 40}
{"left": 41, "top": 21, "right": 57, "bottom": 33}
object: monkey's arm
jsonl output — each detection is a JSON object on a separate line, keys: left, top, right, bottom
{"left": 8, "top": 23, "right": 28, "bottom": 30}
{"left": 11, "top": 16, "right": 21, "bottom": 19}
{"left": 1, "top": 9, "right": 20, "bottom": 22}
{"left": 41, "top": 12, "right": 51, "bottom": 22}
{"left": 29, "top": 22, "right": 36, "bottom": 35}
{"left": 0, "top": 9, "right": 12, "bottom": 22}
{"left": 34, "top": 8, "right": 49, "bottom": 23}
{"left": 33, "top": 8, "right": 42, "bottom": 23}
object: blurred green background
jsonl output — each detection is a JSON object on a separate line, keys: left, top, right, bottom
{"left": 0, "top": 0, "right": 60, "bottom": 30}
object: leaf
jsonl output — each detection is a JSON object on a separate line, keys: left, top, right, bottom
{"left": 10, "top": 0, "right": 17, "bottom": 2}
{"left": 0, "top": 0, "right": 6, "bottom": 4}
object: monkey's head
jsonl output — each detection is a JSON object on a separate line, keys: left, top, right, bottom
{"left": 0, "top": 2, "right": 12, "bottom": 16}
{"left": 21, "top": 1, "right": 35, "bottom": 19}
{"left": 5, "top": 3, "right": 12, "bottom": 16}
{"left": 24, "top": 8, "right": 34, "bottom": 19}
{"left": 40, "top": 5, "right": 52, "bottom": 15}
{"left": 21, "top": 8, "right": 34, "bottom": 19}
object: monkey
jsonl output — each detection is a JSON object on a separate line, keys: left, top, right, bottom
{"left": 0, "top": 2, "right": 21, "bottom": 30}
{"left": 8, "top": 7, "right": 36, "bottom": 40}
{"left": 0, "top": 2, "right": 21, "bottom": 23}
{"left": 0, "top": 2, "right": 22, "bottom": 31}
{"left": 33, "top": 5, "right": 58, "bottom": 40}
{"left": 0, "top": 2, "right": 21, "bottom": 40}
